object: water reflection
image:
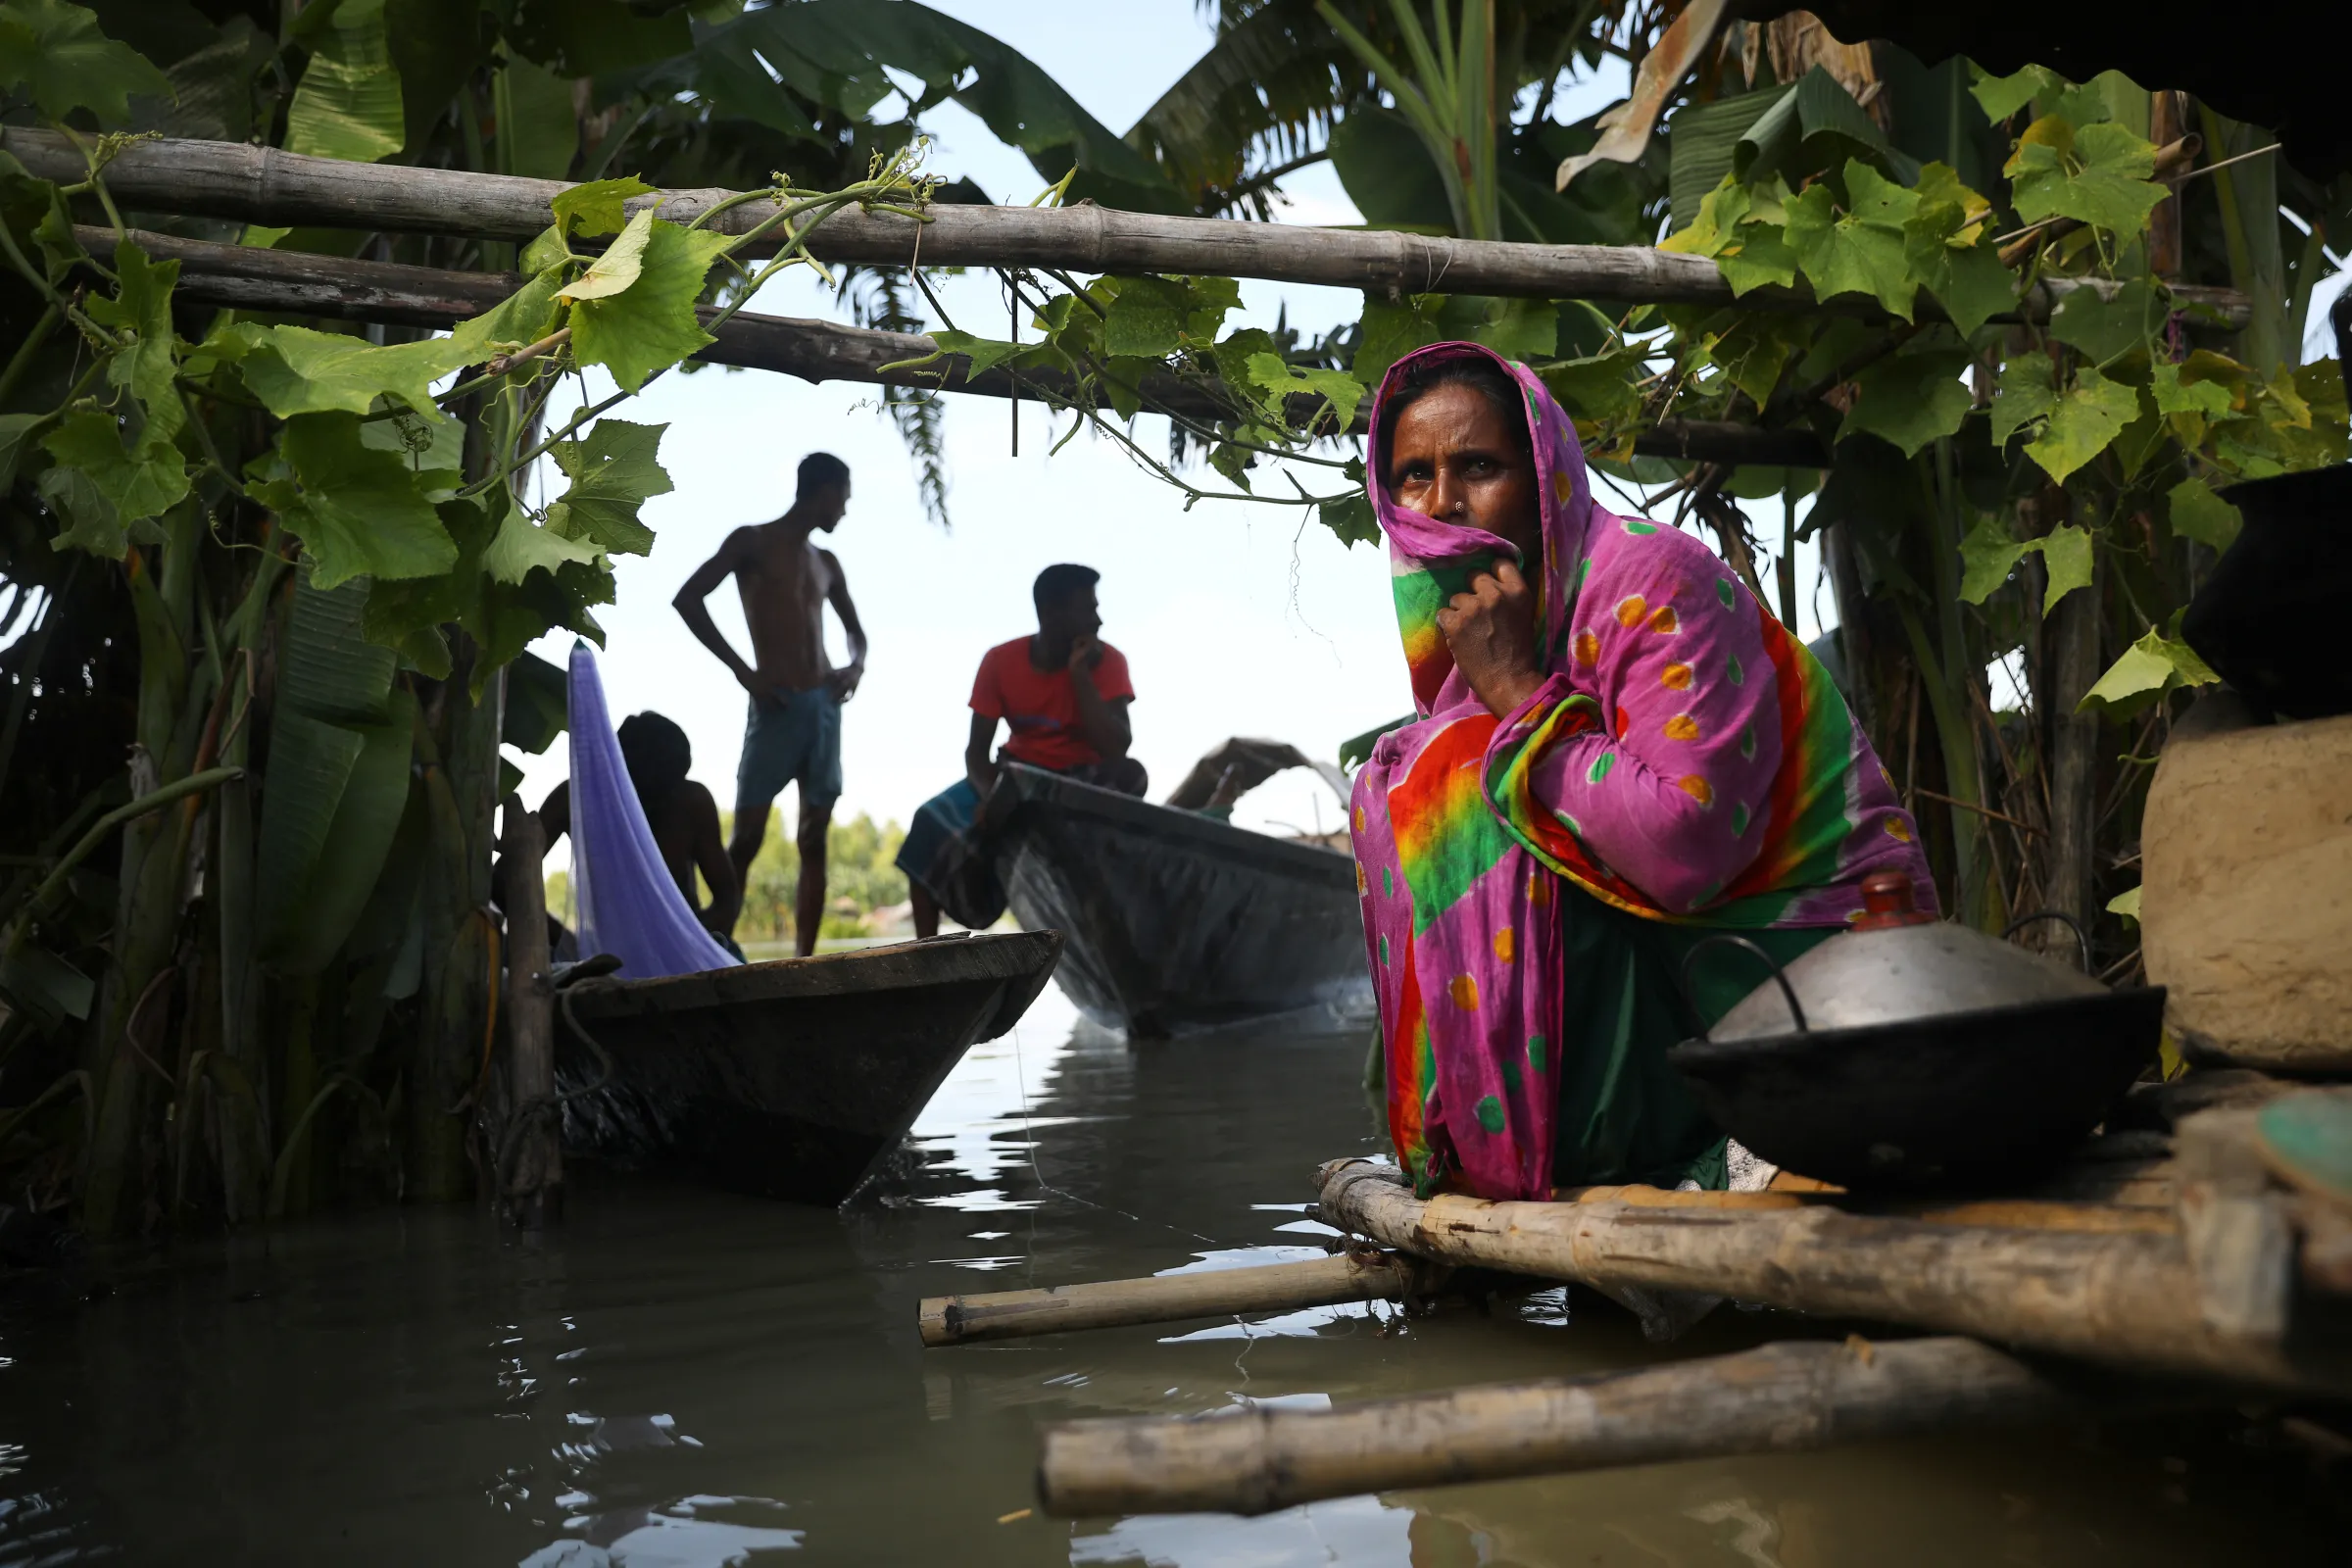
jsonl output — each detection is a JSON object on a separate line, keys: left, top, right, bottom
{"left": 0, "top": 982, "right": 2340, "bottom": 1566}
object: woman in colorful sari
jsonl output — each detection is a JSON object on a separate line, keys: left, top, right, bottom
{"left": 1350, "top": 343, "right": 1933, "bottom": 1201}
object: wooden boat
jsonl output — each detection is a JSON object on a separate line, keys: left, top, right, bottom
{"left": 993, "top": 761, "right": 1372, "bottom": 1036}
{"left": 554, "top": 929, "right": 1063, "bottom": 1203}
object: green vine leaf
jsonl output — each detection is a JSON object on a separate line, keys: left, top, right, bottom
{"left": 1715, "top": 223, "right": 1799, "bottom": 296}
{"left": 558, "top": 207, "right": 655, "bottom": 302}
{"left": 1969, "top": 65, "right": 2057, "bottom": 124}
{"left": 1840, "top": 348, "right": 1971, "bottom": 457}
{"left": 82, "top": 241, "right": 184, "bottom": 443}
{"left": 2165, "top": 476, "right": 2242, "bottom": 553}
{"left": 264, "top": 413, "right": 457, "bottom": 587}
{"left": 1784, "top": 161, "right": 1918, "bottom": 319}
{"left": 448, "top": 266, "right": 568, "bottom": 366}
{"left": 2005, "top": 117, "right": 2165, "bottom": 238}
{"left": 0, "top": 0, "right": 172, "bottom": 124}
{"left": 2024, "top": 366, "right": 2139, "bottom": 482}
{"left": 551, "top": 175, "right": 657, "bottom": 239}
{"left": 2080, "top": 626, "right": 2218, "bottom": 713}
{"left": 1352, "top": 294, "right": 1443, "bottom": 386}
{"left": 2039, "top": 522, "right": 2094, "bottom": 608}
{"left": 1957, "top": 515, "right": 2032, "bottom": 604}
{"left": 1468, "top": 298, "right": 1560, "bottom": 363}
{"left": 1102, "top": 277, "right": 1185, "bottom": 359}
{"left": 904, "top": 328, "right": 1024, "bottom": 381}
{"left": 1956, "top": 518, "right": 2092, "bottom": 611}
{"left": 39, "top": 408, "right": 189, "bottom": 551}
{"left": 2048, "top": 279, "right": 2161, "bottom": 366}
{"left": 481, "top": 506, "right": 604, "bottom": 585}
{"left": 566, "top": 220, "right": 734, "bottom": 392}
{"left": 543, "top": 418, "right": 671, "bottom": 556}
{"left": 283, "top": 0, "right": 406, "bottom": 163}
{"left": 1246, "top": 353, "right": 1364, "bottom": 433}
{"left": 1318, "top": 491, "right": 1379, "bottom": 549}
{"left": 1991, "top": 350, "right": 2058, "bottom": 447}
{"left": 1540, "top": 346, "right": 1646, "bottom": 426}
{"left": 234, "top": 324, "right": 467, "bottom": 419}
{"left": 0, "top": 412, "right": 45, "bottom": 491}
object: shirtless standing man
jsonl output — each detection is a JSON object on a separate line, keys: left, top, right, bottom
{"left": 673, "top": 452, "right": 868, "bottom": 956}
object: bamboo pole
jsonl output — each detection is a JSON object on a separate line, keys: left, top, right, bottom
{"left": 1037, "top": 1336, "right": 2142, "bottom": 1516}
{"left": 920, "top": 1250, "right": 1425, "bottom": 1347}
{"left": 89, "top": 224, "right": 1829, "bottom": 466}
{"left": 11, "top": 129, "right": 2250, "bottom": 326}
{"left": 497, "top": 796, "right": 560, "bottom": 1225}
{"left": 1316, "top": 1160, "right": 2350, "bottom": 1393}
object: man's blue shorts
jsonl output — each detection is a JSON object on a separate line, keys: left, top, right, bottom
{"left": 735, "top": 687, "right": 841, "bottom": 815}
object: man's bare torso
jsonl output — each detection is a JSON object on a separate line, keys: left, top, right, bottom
{"left": 733, "top": 523, "right": 837, "bottom": 693}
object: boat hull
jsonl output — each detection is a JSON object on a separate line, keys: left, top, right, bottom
{"left": 994, "top": 764, "right": 1371, "bottom": 1035}
{"left": 556, "top": 929, "right": 1063, "bottom": 1203}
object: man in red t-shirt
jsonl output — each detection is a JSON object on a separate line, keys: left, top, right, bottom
{"left": 899, "top": 564, "right": 1145, "bottom": 938}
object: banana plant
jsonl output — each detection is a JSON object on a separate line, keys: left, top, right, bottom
{"left": 1316, "top": 0, "right": 1503, "bottom": 240}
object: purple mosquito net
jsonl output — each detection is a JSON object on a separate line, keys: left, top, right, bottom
{"left": 567, "top": 644, "right": 739, "bottom": 979}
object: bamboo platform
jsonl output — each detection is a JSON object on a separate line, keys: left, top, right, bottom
{"left": 942, "top": 1089, "right": 2351, "bottom": 1516}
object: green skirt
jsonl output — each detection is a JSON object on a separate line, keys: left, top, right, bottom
{"left": 1549, "top": 887, "right": 1832, "bottom": 1191}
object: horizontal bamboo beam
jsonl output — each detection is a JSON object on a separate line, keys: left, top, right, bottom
{"left": 1038, "top": 1335, "right": 2141, "bottom": 1516}
{"left": 90, "top": 225, "right": 1832, "bottom": 466}
{"left": 10, "top": 129, "right": 2249, "bottom": 327}
{"left": 919, "top": 1250, "right": 1422, "bottom": 1346}
{"left": 1316, "top": 1160, "right": 2349, "bottom": 1394}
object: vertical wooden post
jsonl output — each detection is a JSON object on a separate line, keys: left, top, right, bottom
{"left": 500, "top": 794, "right": 562, "bottom": 1225}
{"left": 2043, "top": 550, "right": 2101, "bottom": 957}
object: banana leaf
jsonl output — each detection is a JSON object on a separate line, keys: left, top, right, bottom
{"left": 0, "top": 941, "right": 94, "bottom": 1029}
{"left": 264, "top": 688, "right": 418, "bottom": 977}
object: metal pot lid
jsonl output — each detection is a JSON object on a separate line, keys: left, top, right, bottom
{"left": 1705, "top": 872, "right": 2106, "bottom": 1043}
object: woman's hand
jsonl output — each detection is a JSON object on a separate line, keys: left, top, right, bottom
{"left": 1438, "top": 559, "right": 1545, "bottom": 718}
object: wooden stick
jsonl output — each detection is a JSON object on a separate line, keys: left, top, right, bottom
{"left": 1553, "top": 1182, "right": 2177, "bottom": 1233}
{"left": 1038, "top": 1336, "right": 2142, "bottom": 1516}
{"left": 1316, "top": 1161, "right": 2347, "bottom": 1393}
{"left": 13, "top": 129, "right": 2250, "bottom": 326}
{"left": 919, "top": 1251, "right": 1423, "bottom": 1347}
{"left": 498, "top": 796, "right": 560, "bottom": 1226}
{"left": 91, "top": 224, "right": 1829, "bottom": 467}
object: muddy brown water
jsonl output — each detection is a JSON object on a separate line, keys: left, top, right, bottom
{"left": 1, "top": 983, "right": 2340, "bottom": 1565}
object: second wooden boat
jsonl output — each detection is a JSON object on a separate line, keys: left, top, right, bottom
{"left": 993, "top": 762, "right": 1371, "bottom": 1036}
{"left": 556, "top": 929, "right": 1063, "bottom": 1203}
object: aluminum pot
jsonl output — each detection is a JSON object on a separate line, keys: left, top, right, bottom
{"left": 1665, "top": 872, "right": 2165, "bottom": 1192}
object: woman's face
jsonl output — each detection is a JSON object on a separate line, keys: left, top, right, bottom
{"left": 1384, "top": 382, "right": 1540, "bottom": 564}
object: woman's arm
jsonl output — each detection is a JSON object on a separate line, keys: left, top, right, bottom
{"left": 1490, "top": 544, "right": 1788, "bottom": 914}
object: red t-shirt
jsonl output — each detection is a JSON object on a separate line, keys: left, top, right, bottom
{"left": 971, "top": 636, "right": 1135, "bottom": 771}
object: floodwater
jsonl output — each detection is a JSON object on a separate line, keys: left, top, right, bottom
{"left": 1, "top": 982, "right": 2341, "bottom": 1566}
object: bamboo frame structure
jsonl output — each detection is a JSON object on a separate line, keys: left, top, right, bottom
{"left": 8, "top": 129, "right": 2250, "bottom": 327}
{"left": 84, "top": 224, "right": 1830, "bottom": 466}
{"left": 1036, "top": 1335, "right": 2148, "bottom": 1516}
{"left": 1315, "top": 1160, "right": 2352, "bottom": 1394}
{"left": 919, "top": 1250, "right": 1425, "bottom": 1346}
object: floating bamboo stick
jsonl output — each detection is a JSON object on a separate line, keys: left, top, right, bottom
{"left": 1317, "top": 1160, "right": 2348, "bottom": 1393}
{"left": 920, "top": 1250, "right": 1424, "bottom": 1346}
{"left": 88, "top": 224, "right": 1829, "bottom": 466}
{"left": 1038, "top": 1335, "right": 2133, "bottom": 1516}
{"left": 9, "top": 129, "right": 2250, "bottom": 326}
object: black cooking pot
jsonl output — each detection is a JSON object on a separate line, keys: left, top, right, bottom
{"left": 2180, "top": 290, "right": 2352, "bottom": 720}
{"left": 1665, "top": 872, "right": 2165, "bottom": 1192}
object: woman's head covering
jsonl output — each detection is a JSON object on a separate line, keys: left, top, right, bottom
{"left": 1367, "top": 342, "right": 1593, "bottom": 716}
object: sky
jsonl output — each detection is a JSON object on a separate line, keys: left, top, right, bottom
{"left": 515, "top": 1, "right": 1635, "bottom": 857}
